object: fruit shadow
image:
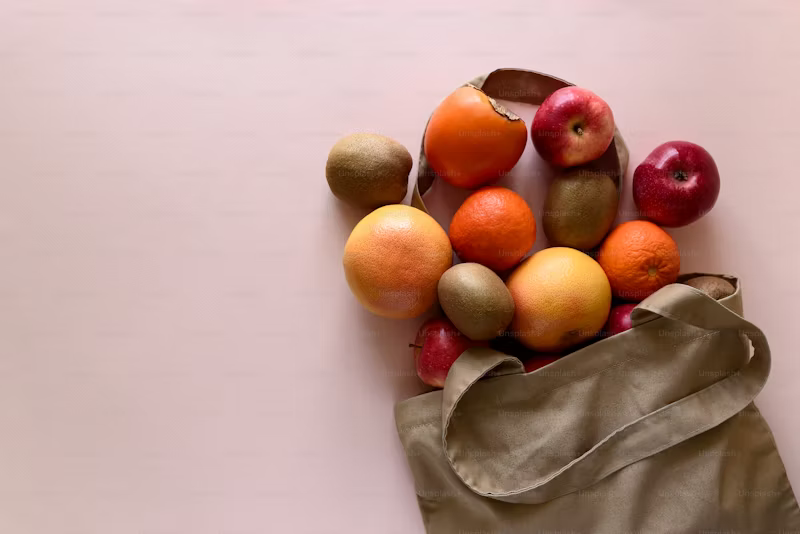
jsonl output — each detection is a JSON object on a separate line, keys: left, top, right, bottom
{"left": 329, "top": 197, "right": 370, "bottom": 241}
{"left": 665, "top": 212, "right": 726, "bottom": 275}
{"left": 420, "top": 178, "right": 470, "bottom": 234}
{"left": 354, "top": 305, "right": 435, "bottom": 402}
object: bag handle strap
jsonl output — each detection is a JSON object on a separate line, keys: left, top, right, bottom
{"left": 441, "top": 282, "right": 770, "bottom": 503}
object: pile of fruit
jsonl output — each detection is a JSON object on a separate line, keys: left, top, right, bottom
{"left": 328, "top": 80, "right": 727, "bottom": 389}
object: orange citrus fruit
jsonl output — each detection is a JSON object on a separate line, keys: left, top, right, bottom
{"left": 448, "top": 187, "right": 536, "bottom": 271}
{"left": 343, "top": 205, "right": 452, "bottom": 318}
{"left": 597, "top": 220, "right": 680, "bottom": 301}
{"left": 424, "top": 86, "right": 528, "bottom": 189}
{"left": 506, "top": 247, "right": 611, "bottom": 352}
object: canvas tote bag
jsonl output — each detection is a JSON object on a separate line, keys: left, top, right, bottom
{"left": 395, "top": 278, "right": 800, "bottom": 533}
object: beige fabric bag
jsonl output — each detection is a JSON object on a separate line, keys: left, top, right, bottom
{"left": 395, "top": 278, "right": 800, "bottom": 533}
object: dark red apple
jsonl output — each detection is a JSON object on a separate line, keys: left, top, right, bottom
{"left": 531, "top": 86, "right": 615, "bottom": 167}
{"left": 632, "top": 141, "right": 720, "bottom": 227}
{"left": 411, "top": 318, "right": 476, "bottom": 388}
{"left": 523, "top": 355, "right": 561, "bottom": 373}
{"left": 605, "top": 303, "right": 637, "bottom": 337}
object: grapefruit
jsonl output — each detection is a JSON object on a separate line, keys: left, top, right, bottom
{"left": 506, "top": 247, "right": 611, "bottom": 352}
{"left": 343, "top": 205, "right": 452, "bottom": 319}
{"left": 596, "top": 220, "right": 680, "bottom": 302}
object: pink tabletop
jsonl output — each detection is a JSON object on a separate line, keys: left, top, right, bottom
{"left": 1, "top": 0, "right": 798, "bottom": 532}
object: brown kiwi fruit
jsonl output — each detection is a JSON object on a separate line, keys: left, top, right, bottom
{"left": 683, "top": 276, "right": 735, "bottom": 300}
{"left": 543, "top": 168, "right": 619, "bottom": 250}
{"left": 325, "top": 133, "right": 411, "bottom": 209}
{"left": 438, "top": 263, "right": 515, "bottom": 341}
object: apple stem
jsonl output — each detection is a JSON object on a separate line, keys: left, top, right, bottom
{"left": 673, "top": 170, "right": 689, "bottom": 181}
{"left": 409, "top": 343, "right": 422, "bottom": 348}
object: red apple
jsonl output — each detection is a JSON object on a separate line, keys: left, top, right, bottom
{"left": 632, "top": 141, "right": 720, "bottom": 227}
{"left": 411, "top": 318, "right": 477, "bottom": 388}
{"left": 523, "top": 355, "right": 561, "bottom": 373}
{"left": 531, "top": 86, "right": 615, "bottom": 167}
{"left": 605, "top": 303, "right": 637, "bottom": 337}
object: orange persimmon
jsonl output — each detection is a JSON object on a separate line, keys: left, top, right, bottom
{"left": 424, "top": 85, "right": 528, "bottom": 189}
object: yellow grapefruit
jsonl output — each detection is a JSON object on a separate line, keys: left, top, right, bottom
{"left": 343, "top": 205, "right": 452, "bottom": 319}
{"left": 506, "top": 247, "right": 611, "bottom": 351}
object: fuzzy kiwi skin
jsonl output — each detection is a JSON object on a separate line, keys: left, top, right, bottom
{"left": 438, "top": 263, "right": 515, "bottom": 341}
{"left": 543, "top": 168, "right": 619, "bottom": 250}
{"left": 684, "top": 276, "right": 735, "bottom": 300}
{"left": 325, "top": 133, "right": 412, "bottom": 209}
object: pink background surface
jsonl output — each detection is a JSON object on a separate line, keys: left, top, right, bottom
{"left": 1, "top": 0, "right": 799, "bottom": 532}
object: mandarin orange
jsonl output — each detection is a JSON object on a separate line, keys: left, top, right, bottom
{"left": 597, "top": 220, "right": 680, "bottom": 301}
{"left": 448, "top": 187, "right": 536, "bottom": 271}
